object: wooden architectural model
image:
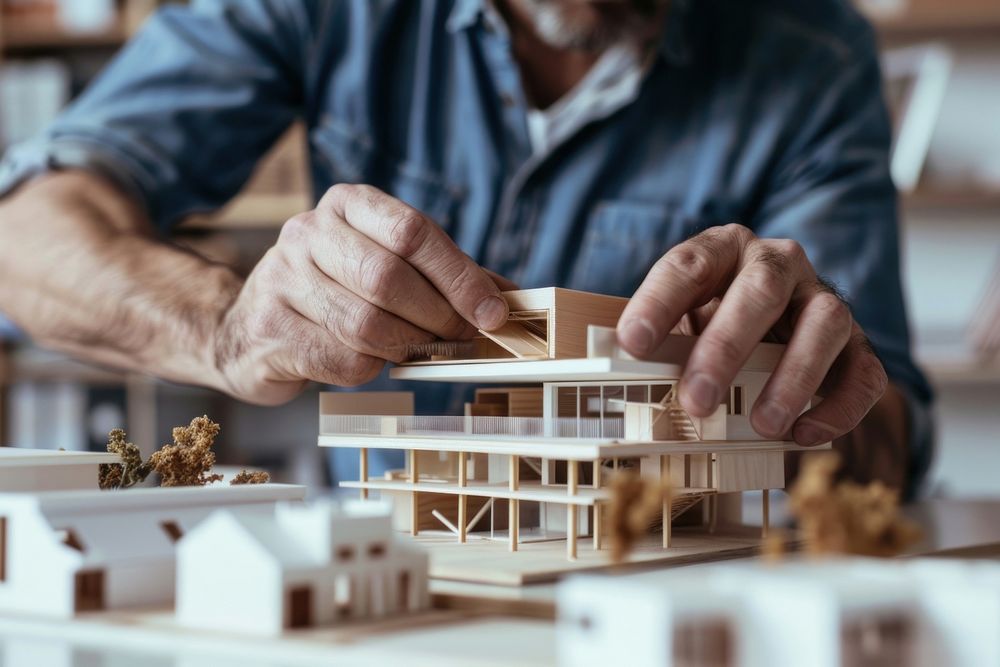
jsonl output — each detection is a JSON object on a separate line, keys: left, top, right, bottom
{"left": 319, "top": 288, "right": 828, "bottom": 563}
{"left": 0, "top": 483, "right": 304, "bottom": 617}
{"left": 176, "top": 499, "right": 429, "bottom": 635}
{"left": 557, "top": 558, "right": 1000, "bottom": 667}
{"left": 0, "top": 448, "right": 120, "bottom": 492}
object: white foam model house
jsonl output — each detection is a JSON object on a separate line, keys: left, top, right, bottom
{"left": 176, "top": 500, "right": 429, "bottom": 635}
{"left": 318, "top": 287, "right": 827, "bottom": 560}
{"left": 0, "top": 448, "right": 120, "bottom": 491}
{"left": 0, "top": 484, "right": 305, "bottom": 617}
{"left": 557, "top": 558, "right": 1000, "bottom": 667}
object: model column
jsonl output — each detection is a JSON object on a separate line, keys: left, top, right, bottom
{"left": 567, "top": 460, "right": 578, "bottom": 561}
{"left": 409, "top": 449, "right": 419, "bottom": 536}
{"left": 509, "top": 454, "right": 520, "bottom": 552}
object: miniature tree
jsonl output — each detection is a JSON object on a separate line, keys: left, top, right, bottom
{"left": 148, "top": 416, "right": 225, "bottom": 487}
{"left": 607, "top": 471, "right": 672, "bottom": 563}
{"left": 787, "top": 452, "right": 922, "bottom": 557}
{"left": 99, "top": 428, "right": 152, "bottom": 490}
{"left": 230, "top": 470, "right": 270, "bottom": 485}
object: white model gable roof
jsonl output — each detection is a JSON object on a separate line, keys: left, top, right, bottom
{"left": 212, "top": 511, "right": 318, "bottom": 569}
{"left": 0, "top": 485, "right": 306, "bottom": 567}
{"left": 188, "top": 500, "right": 403, "bottom": 572}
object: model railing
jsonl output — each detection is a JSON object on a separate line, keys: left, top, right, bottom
{"left": 320, "top": 415, "right": 624, "bottom": 439}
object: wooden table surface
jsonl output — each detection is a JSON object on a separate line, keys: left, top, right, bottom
{"left": 0, "top": 497, "right": 997, "bottom": 667}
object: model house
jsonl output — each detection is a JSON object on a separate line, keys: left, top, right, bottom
{"left": 318, "top": 287, "right": 825, "bottom": 560}
{"left": 557, "top": 559, "right": 1000, "bottom": 667}
{"left": 176, "top": 500, "right": 430, "bottom": 636}
{"left": 0, "top": 483, "right": 305, "bottom": 617}
{"left": 0, "top": 447, "right": 120, "bottom": 491}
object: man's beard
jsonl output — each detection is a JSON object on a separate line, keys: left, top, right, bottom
{"left": 517, "top": 0, "right": 666, "bottom": 51}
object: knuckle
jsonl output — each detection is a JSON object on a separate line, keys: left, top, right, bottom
{"left": 812, "top": 293, "right": 853, "bottom": 339}
{"left": 385, "top": 208, "right": 430, "bottom": 258}
{"left": 741, "top": 266, "right": 788, "bottom": 311}
{"left": 336, "top": 353, "right": 384, "bottom": 387}
{"left": 661, "top": 245, "right": 716, "bottom": 292}
{"left": 357, "top": 250, "right": 403, "bottom": 303}
{"left": 278, "top": 212, "right": 315, "bottom": 244}
{"left": 323, "top": 182, "right": 356, "bottom": 206}
{"left": 770, "top": 238, "right": 807, "bottom": 265}
{"left": 719, "top": 222, "right": 755, "bottom": 245}
{"left": 348, "top": 302, "right": 388, "bottom": 343}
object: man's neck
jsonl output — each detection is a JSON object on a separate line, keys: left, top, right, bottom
{"left": 492, "top": 0, "right": 602, "bottom": 110}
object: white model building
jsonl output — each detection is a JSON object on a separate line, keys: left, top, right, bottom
{"left": 0, "top": 448, "right": 120, "bottom": 491}
{"left": 319, "top": 288, "right": 828, "bottom": 560}
{"left": 0, "top": 483, "right": 305, "bottom": 617}
{"left": 557, "top": 558, "right": 1000, "bottom": 667}
{"left": 176, "top": 500, "right": 430, "bottom": 635}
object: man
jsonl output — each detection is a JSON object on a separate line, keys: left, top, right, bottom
{"left": 0, "top": 0, "right": 932, "bottom": 495}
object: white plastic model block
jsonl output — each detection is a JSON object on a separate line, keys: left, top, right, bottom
{"left": 176, "top": 499, "right": 430, "bottom": 636}
{"left": 0, "top": 483, "right": 305, "bottom": 617}
{"left": 0, "top": 448, "right": 120, "bottom": 492}
{"left": 556, "top": 558, "right": 1000, "bottom": 667}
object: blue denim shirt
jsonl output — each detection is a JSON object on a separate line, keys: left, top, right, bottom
{"left": 0, "top": 0, "right": 933, "bottom": 492}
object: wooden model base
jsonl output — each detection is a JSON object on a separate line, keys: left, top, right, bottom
{"left": 416, "top": 526, "right": 776, "bottom": 586}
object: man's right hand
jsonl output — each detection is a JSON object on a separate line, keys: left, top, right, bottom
{"left": 212, "top": 184, "right": 513, "bottom": 405}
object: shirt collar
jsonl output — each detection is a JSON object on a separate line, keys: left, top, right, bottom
{"left": 446, "top": 0, "right": 693, "bottom": 67}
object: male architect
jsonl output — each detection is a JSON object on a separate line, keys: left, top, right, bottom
{"left": 0, "top": 0, "right": 932, "bottom": 496}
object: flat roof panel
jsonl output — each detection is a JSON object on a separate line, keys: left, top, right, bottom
{"left": 390, "top": 357, "right": 685, "bottom": 383}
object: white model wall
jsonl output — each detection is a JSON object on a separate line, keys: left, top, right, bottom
{"left": 176, "top": 517, "right": 285, "bottom": 636}
{"left": 0, "top": 508, "right": 78, "bottom": 617}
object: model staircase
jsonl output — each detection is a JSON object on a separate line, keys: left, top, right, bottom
{"left": 670, "top": 489, "right": 713, "bottom": 520}
{"left": 650, "top": 387, "right": 701, "bottom": 441}
{"left": 666, "top": 404, "right": 699, "bottom": 441}
{"left": 647, "top": 489, "right": 715, "bottom": 531}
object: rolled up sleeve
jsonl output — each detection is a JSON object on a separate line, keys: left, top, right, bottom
{"left": 0, "top": 0, "right": 310, "bottom": 230}
{"left": 750, "top": 26, "right": 934, "bottom": 496}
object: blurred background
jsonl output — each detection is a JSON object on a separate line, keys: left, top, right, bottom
{"left": 0, "top": 0, "right": 997, "bottom": 496}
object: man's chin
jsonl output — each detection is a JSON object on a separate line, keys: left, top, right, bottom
{"left": 521, "top": 0, "right": 659, "bottom": 52}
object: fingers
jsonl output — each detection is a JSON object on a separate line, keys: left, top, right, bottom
{"left": 750, "top": 282, "right": 854, "bottom": 438}
{"left": 240, "top": 300, "right": 385, "bottom": 393}
{"left": 283, "top": 263, "right": 436, "bottom": 363}
{"left": 287, "top": 211, "right": 474, "bottom": 341}
{"left": 323, "top": 184, "right": 509, "bottom": 331}
{"left": 617, "top": 225, "right": 745, "bottom": 357}
{"left": 680, "top": 241, "right": 807, "bottom": 416}
{"left": 791, "top": 330, "right": 888, "bottom": 446}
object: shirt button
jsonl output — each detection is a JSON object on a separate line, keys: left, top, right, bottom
{"left": 500, "top": 92, "right": 517, "bottom": 108}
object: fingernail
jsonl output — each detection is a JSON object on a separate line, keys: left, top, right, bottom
{"left": 474, "top": 295, "right": 507, "bottom": 330}
{"left": 684, "top": 372, "right": 720, "bottom": 414}
{"left": 794, "top": 420, "right": 835, "bottom": 446}
{"left": 754, "top": 401, "right": 790, "bottom": 437}
{"left": 619, "top": 317, "right": 656, "bottom": 356}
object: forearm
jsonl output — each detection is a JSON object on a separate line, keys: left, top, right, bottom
{"left": 0, "top": 171, "right": 241, "bottom": 388}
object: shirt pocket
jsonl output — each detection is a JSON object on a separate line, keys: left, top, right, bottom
{"left": 310, "top": 119, "right": 464, "bottom": 231}
{"left": 567, "top": 200, "right": 701, "bottom": 295}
